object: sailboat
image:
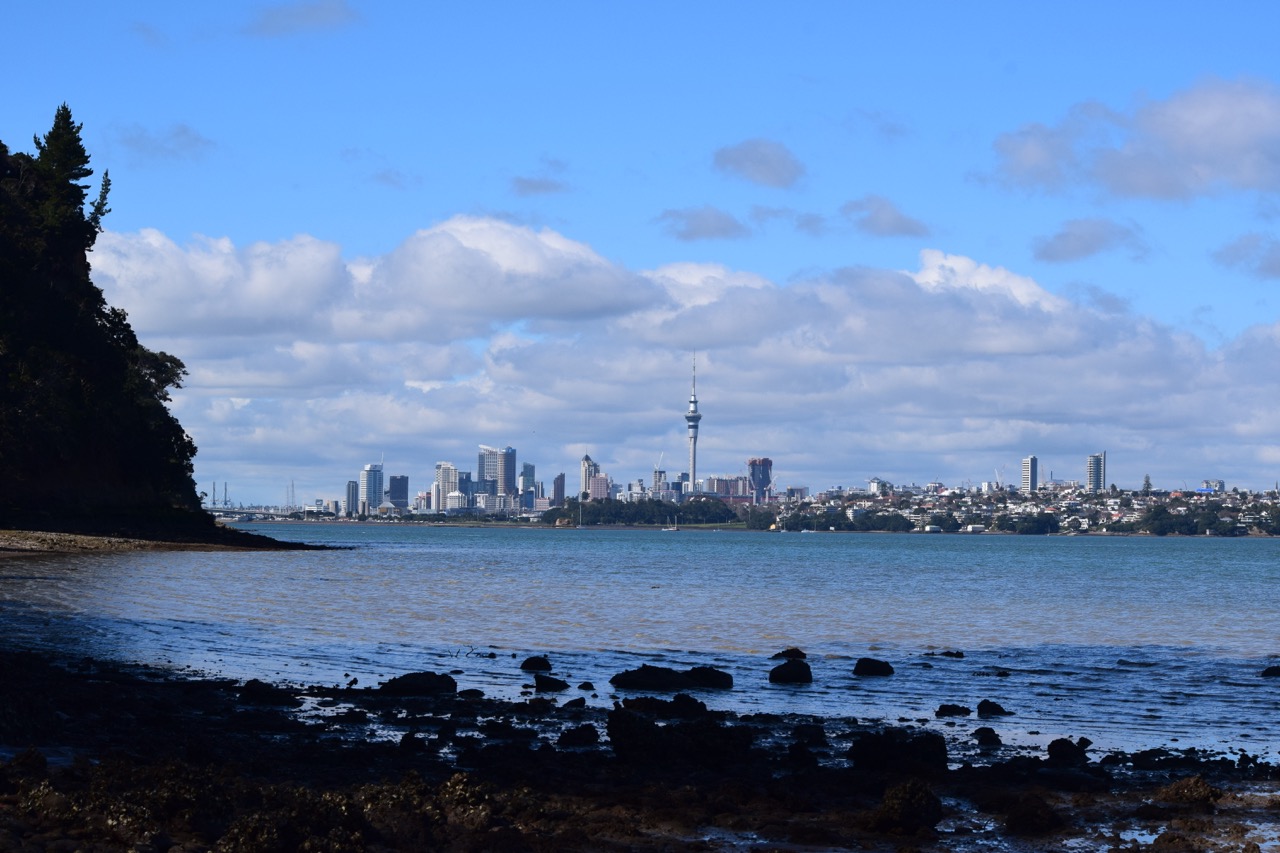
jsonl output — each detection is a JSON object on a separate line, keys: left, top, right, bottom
{"left": 662, "top": 515, "right": 679, "bottom": 531}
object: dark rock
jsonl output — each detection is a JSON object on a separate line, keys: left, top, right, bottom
{"left": 399, "top": 731, "right": 426, "bottom": 752}
{"left": 792, "top": 722, "right": 828, "bottom": 747}
{"left": 457, "top": 688, "right": 484, "bottom": 699}
{"left": 520, "top": 655, "right": 552, "bottom": 672}
{"left": 769, "top": 658, "right": 813, "bottom": 684}
{"left": 1004, "top": 793, "right": 1063, "bottom": 835}
{"left": 935, "top": 703, "right": 971, "bottom": 718}
{"left": 847, "top": 727, "right": 947, "bottom": 775}
{"left": 561, "top": 697, "right": 586, "bottom": 709}
{"left": 686, "top": 665, "right": 733, "bottom": 689}
{"left": 577, "top": 681, "right": 594, "bottom": 690}
{"left": 606, "top": 708, "right": 754, "bottom": 767}
{"left": 853, "top": 657, "right": 894, "bottom": 676}
{"left": 977, "top": 699, "right": 1013, "bottom": 718}
{"left": 238, "top": 678, "right": 301, "bottom": 706}
{"left": 1047, "top": 737, "right": 1089, "bottom": 766}
{"left": 869, "top": 778, "right": 943, "bottom": 833}
{"left": 621, "top": 693, "right": 708, "bottom": 718}
{"left": 973, "top": 726, "right": 1002, "bottom": 747}
{"left": 557, "top": 723, "right": 600, "bottom": 748}
{"left": 379, "top": 671, "right": 458, "bottom": 696}
{"left": 1261, "top": 665, "right": 1280, "bottom": 677}
{"left": 771, "top": 647, "right": 807, "bottom": 660}
{"left": 609, "top": 663, "right": 732, "bottom": 691}
{"left": 533, "top": 673, "right": 570, "bottom": 692}
{"left": 1154, "top": 775, "right": 1223, "bottom": 809}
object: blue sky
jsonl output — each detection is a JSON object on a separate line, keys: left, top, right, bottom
{"left": 7, "top": 2, "right": 1280, "bottom": 503}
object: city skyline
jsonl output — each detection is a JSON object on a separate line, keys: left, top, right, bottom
{"left": 9, "top": 5, "right": 1280, "bottom": 504}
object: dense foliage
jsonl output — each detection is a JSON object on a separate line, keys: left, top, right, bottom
{"left": 0, "top": 106, "right": 201, "bottom": 526}
{"left": 541, "top": 496, "right": 737, "bottom": 527}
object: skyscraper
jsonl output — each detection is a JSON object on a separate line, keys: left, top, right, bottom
{"left": 580, "top": 454, "right": 600, "bottom": 499}
{"left": 552, "top": 472, "right": 566, "bottom": 506}
{"left": 478, "top": 445, "right": 517, "bottom": 497}
{"left": 1021, "top": 456, "right": 1038, "bottom": 493}
{"left": 747, "top": 457, "right": 773, "bottom": 504}
{"left": 1086, "top": 452, "right": 1107, "bottom": 493}
{"left": 388, "top": 475, "right": 409, "bottom": 510}
{"left": 685, "top": 358, "right": 702, "bottom": 494}
{"left": 358, "top": 463, "right": 383, "bottom": 515}
{"left": 344, "top": 480, "right": 358, "bottom": 516}
{"left": 433, "top": 462, "right": 458, "bottom": 513}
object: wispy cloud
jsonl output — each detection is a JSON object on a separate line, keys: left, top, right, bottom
{"left": 840, "top": 194, "right": 929, "bottom": 237}
{"left": 1033, "top": 218, "right": 1148, "bottom": 263}
{"left": 713, "top": 138, "right": 805, "bottom": 189}
{"left": 242, "top": 0, "right": 359, "bottom": 37}
{"left": 994, "top": 78, "right": 1280, "bottom": 199}
{"left": 115, "top": 123, "right": 215, "bottom": 161}
{"left": 1213, "top": 233, "right": 1280, "bottom": 279}
{"left": 656, "top": 206, "right": 750, "bottom": 241}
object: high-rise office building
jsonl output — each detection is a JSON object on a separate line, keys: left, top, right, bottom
{"left": 433, "top": 462, "right": 458, "bottom": 513}
{"left": 552, "top": 472, "right": 565, "bottom": 506}
{"left": 520, "top": 462, "right": 536, "bottom": 509}
{"left": 344, "top": 480, "right": 358, "bottom": 516}
{"left": 388, "top": 475, "right": 409, "bottom": 510}
{"left": 1086, "top": 452, "right": 1107, "bottom": 493}
{"left": 478, "top": 445, "right": 517, "bottom": 497}
{"left": 747, "top": 457, "right": 773, "bottom": 504}
{"left": 1021, "top": 456, "right": 1038, "bottom": 493}
{"left": 358, "top": 463, "right": 383, "bottom": 514}
{"left": 580, "top": 454, "right": 600, "bottom": 499}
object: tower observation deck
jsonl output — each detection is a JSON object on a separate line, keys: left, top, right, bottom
{"left": 685, "top": 358, "right": 702, "bottom": 494}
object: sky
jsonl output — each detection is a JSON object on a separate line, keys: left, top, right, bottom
{"left": 6, "top": 1, "right": 1280, "bottom": 504}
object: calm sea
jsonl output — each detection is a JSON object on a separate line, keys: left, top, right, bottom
{"left": 2, "top": 523, "right": 1277, "bottom": 759}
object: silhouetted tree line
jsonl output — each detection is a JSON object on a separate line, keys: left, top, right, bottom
{"left": 541, "top": 496, "right": 737, "bottom": 527}
{"left": 0, "top": 106, "right": 202, "bottom": 531}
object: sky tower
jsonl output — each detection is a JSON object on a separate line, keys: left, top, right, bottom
{"left": 685, "top": 357, "right": 702, "bottom": 494}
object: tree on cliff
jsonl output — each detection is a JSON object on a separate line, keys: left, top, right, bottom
{"left": 0, "top": 105, "right": 201, "bottom": 526}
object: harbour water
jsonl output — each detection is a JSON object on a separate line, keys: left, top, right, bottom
{"left": 1, "top": 523, "right": 1277, "bottom": 760}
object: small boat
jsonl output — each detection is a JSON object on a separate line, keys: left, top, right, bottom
{"left": 662, "top": 515, "right": 679, "bottom": 531}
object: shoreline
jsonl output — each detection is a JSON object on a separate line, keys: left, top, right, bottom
{"left": 0, "top": 525, "right": 328, "bottom": 557}
{"left": 2, "top": 647, "right": 1278, "bottom": 851}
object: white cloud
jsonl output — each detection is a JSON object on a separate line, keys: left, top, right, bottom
{"left": 93, "top": 220, "right": 1280, "bottom": 501}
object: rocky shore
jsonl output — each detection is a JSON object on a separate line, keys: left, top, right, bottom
{"left": 2, "top": 649, "right": 1278, "bottom": 852}
{"left": 0, "top": 525, "right": 323, "bottom": 557}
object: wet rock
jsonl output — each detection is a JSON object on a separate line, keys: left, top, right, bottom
{"left": 609, "top": 663, "right": 732, "bottom": 691}
{"left": 520, "top": 655, "right": 552, "bottom": 672}
{"left": 621, "top": 693, "right": 708, "bottom": 718}
{"left": 977, "top": 699, "right": 1013, "bottom": 718}
{"left": 1046, "top": 737, "right": 1090, "bottom": 766}
{"left": 533, "top": 673, "right": 569, "bottom": 692}
{"left": 1154, "top": 775, "right": 1222, "bottom": 810}
{"left": 457, "top": 688, "right": 484, "bottom": 699}
{"left": 687, "top": 665, "right": 733, "bottom": 689}
{"left": 771, "top": 647, "right": 807, "bottom": 660}
{"left": 847, "top": 727, "right": 947, "bottom": 775}
{"left": 239, "top": 678, "right": 302, "bottom": 706}
{"left": 1003, "top": 792, "right": 1063, "bottom": 835}
{"left": 577, "top": 681, "right": 594, "bottom": 690}
{"left": 379, "top": 671, "right": 458, "bottom": 695}
{"left": 606, "top": 708, "right": 754, "bottom": 767}
{"left": 935, "top": 703, "right": 971, "bottom": 718}
{"left": 557, "top": 723, "right": 600, "bottom": 748}
{"left": 1261, "top": 665, "right": 1280, "bottom": 677}
{"left": 973, "top": 726, "right": 1002, "bottom": 747}
{"left": 853, "top": 657, "right": 894, "bottom": 676}
{"left": 792, "top": 722, "right": 828, "bottom": 747}
{"left": 868, "top": 778, "right": 943, "bottom": 833}
{"left": 561, "top": 696, "right": 586, "bottom": 709}
{"left": 769, "top": 658, "right": 813, "bottom": 684}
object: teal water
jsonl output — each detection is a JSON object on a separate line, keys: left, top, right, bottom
{"left": 2, "top": 524, "right": 1278, "bottom": 758}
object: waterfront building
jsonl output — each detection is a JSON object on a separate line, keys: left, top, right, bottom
{"left": 478, "top": 445, "right": 517, "bottom": 497}
{"left": 1086, "top": 452, "right": 1107, "bottom": 493}
{"left": 580, "top": 454, "right": 600, "bottom": 500}
{"left": 1021, "top": 456, "right": 1039, "bottom": 493}
{"left": 433, "top": 462, "right": 459, "bottom": 514}
{"left": 685, "top": 359, "right": 702, "bottom": 494}
{"left": 388, "top": 475, "right": 409, "bottom": 510}
{"left": 358, "top": 463, "right": 383, "bottom": 515}
{"left": 520, "top": 462, "right": 536, "bottom": 509}
{"left": 588, "top": 473, "right": 610, "bottom": 501}
{"left": 344, "top": 480, "right": 358, "bottom": 516}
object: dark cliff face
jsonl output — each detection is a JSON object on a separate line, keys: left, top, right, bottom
{"left": 0, "top": 106, "right": 202, "bottom": 527}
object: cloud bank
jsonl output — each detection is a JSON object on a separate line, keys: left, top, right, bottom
{"left": 92, "top": 217, "right": 1280, "bottom": 502}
